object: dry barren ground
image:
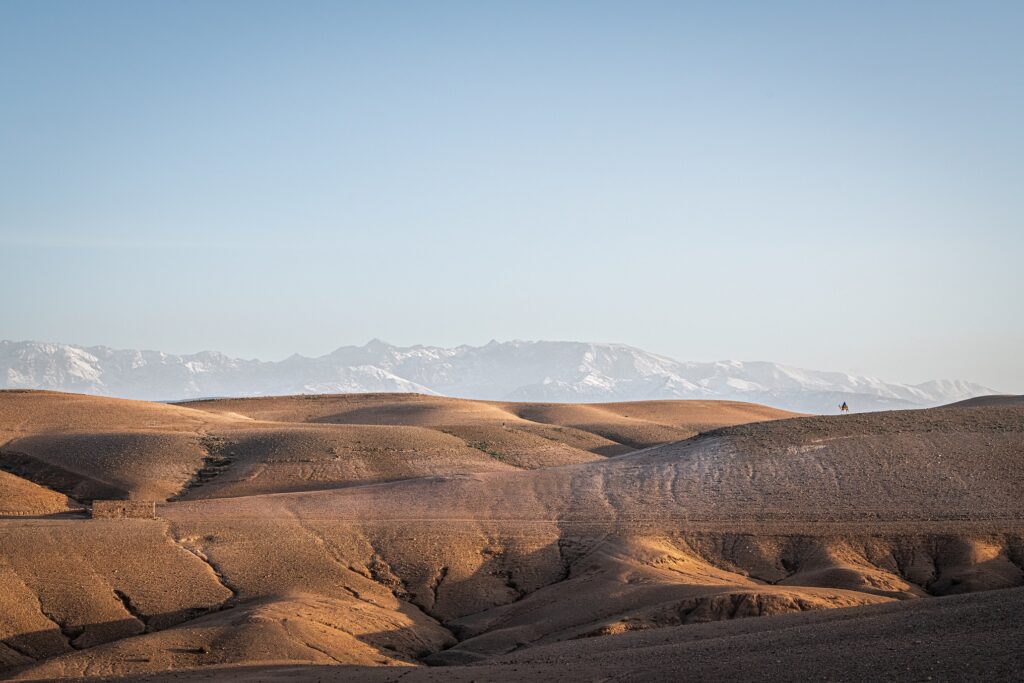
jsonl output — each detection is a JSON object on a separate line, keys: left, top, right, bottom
{"left": 0, "top": 390, "right": 1021, "bottom": 681}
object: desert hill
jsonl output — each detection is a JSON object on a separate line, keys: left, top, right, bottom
{"left": 0, "top": 391, "right": 246, "bottom": 503}
{"left": 0, "top": 471, "right": 81, "bottom": 517}
{"left": 0, "top": 391, "right": 796, "bottom": 503}
{"left": 182, "top": 393, "right": 790, "bottom": 449}
{"left": 58, "top": 586, "right": 1024, "bottom": 682}
{"left": 0, "top": 390, "right": 237, "bottom": 440}
{"left": 0, "top": 391, "right": 1021, "bottom": 680}
{"left": 138, "top": 404, "right": 1022, "bottom": 666}
{"left": 945, "top": 394, "right": 1024, "bottom": 408}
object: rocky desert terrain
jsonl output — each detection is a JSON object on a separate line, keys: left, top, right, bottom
{"left": 1, "top": 390, "right": 1021, "bottom": 681}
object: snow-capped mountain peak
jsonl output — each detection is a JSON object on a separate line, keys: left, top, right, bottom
{"left": 0, "top": 339, "right": 997, "bottom": 413}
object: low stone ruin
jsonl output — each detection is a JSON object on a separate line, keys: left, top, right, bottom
{"left": 91, "top": 500, "right": 157, "bottom": 519}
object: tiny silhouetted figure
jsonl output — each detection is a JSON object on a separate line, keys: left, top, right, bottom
{"left": 839, "top": 402, "right": 849, "bottom": 414}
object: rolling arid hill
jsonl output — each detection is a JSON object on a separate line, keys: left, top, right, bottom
{"left": 0, "top": 391, "right": 795, "bottom": 506}
{"left": 53, "top": 586, "right": 1023, "bottom": 683}
{"left": 945, "top": 394, "right": 1024, "bottom": 408}
{"left": 0, "top": 390, "right": 1021, "bottom": 681}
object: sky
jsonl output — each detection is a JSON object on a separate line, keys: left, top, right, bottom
{"left": 1, "top": 1, "right": 1021, "bottom": 391}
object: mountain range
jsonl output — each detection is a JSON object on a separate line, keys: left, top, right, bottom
{"left": 0, "top": 339, "right": 995, "bottom": 413}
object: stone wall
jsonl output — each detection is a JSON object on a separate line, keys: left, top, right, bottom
{"left": 91, "top": 500, "right": 156, "bottom": 519}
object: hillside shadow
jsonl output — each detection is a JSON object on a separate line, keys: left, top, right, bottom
{"left": 0, "top": 599, "right": 455, "bottom": 681}
{"left": 589, "top": 443, "right": 635, "bottom": 457}
{"left": 0, "top": 447, "right": 123, "bottom": 501}
{"left": 7, "top": 663, "right": 417, "bottom": 683}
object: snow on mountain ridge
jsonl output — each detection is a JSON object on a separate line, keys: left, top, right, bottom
{"left": 0, "top": 339, "right": 997, "bottom": 413}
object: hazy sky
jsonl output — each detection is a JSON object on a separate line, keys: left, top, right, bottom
{"left": 1, "top": 1, "right": 1021, "bottom": 391}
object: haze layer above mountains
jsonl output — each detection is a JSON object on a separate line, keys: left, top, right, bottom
{"left": 1, "top": 339, "right": 994, "bottom": 413}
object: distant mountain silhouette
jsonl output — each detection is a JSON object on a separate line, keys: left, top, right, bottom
{"left": 0, "top": 339, "right": 995, "bottom": 413}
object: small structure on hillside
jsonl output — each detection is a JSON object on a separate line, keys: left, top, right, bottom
{"left": 91, "top": 500, "right": 157, "bottom": 519}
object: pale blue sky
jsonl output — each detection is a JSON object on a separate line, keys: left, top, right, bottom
{"left": 1, "top": 1, "right": 1021, "bottom": 390}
